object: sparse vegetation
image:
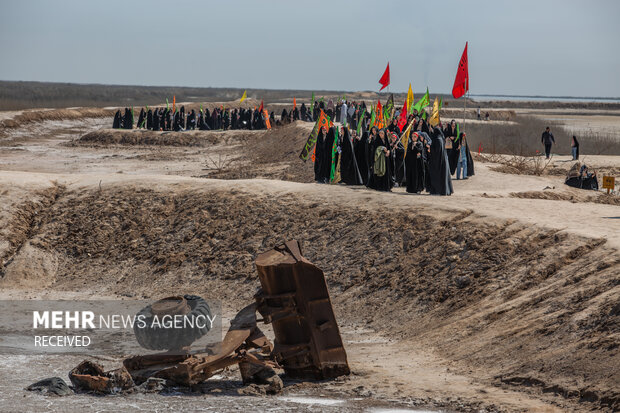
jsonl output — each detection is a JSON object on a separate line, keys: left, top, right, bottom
{"left": 465, "top": 115, "right": 620, "bottom": 156}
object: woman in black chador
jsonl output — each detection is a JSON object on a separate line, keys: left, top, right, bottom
{"left": 314, "top": 126, "right": 330, "bottom": 183}
{"left": 389, "top": 131, "right": 405, "bottom": 186}
{"left": 354, "top": 130, "right": 370, "bottom": 185}
{"left": 427, "top": 126, "right": 453, "bottom": 195}
{"left": 146, "top": 109, "right": 153, "bottom": 130}
{"left": 443, "top": 119, "right": 459, "bottom": 175}
{"left": 339, "top": 127, "right": 363, "bottom": 185}
{"left": 405, "top": 132, "right": 428, "bottom": 193}
{"left": 367, "top": 128, "right": 393, "bottom": 192}
{"left": 112, "top": 110, "right": 121, "bottom": 128}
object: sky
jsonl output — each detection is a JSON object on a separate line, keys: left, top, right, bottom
{"left": 1, "top": 0, "right": 619, "bottom": 97}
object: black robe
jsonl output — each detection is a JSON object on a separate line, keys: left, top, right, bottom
{"left": 391, "top": 139, "right": 405, "bottom": 185}
{"left": 405, "top": 138, "right": 427, "bottom": 193}
{"left": 318, "top": 127, "right": 335, "bottom": 182}
{"left": 146, "top": 109, "right": 153, "bottom": 130}
{"left": 152, "top": 110, "right": 160, "bottom": 131}
{"left": 314, "top": 130, "right": 327, "bottom": 183}
{"left": 367, "top": 134, "right": 392, "bottom": 192}
{"left": 339, "top": 128, "right": 363, "bottom": 185}
{"left": 136, "top": 109, "right": 145, "bottom": 129}
{"left": 427, "top": 127, "right": 453, "bottom": 195}
{"left": 112, "top": 110, "right": 121, "bottom": 129}
{"left": 354, "top": 132, "right": 370, "bottom": 185}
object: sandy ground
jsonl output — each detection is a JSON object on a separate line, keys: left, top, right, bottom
{"left": 0, "top": 111, "right": 618, "bottom": 412}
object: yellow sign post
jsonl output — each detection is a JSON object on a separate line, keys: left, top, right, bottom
{"left": 602, "top": 176, "right": 615, "bottom": 194}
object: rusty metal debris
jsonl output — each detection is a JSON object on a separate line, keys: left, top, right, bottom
{"left": 255, "top": 240, "right": 350, "bottom": 379}
{"left": 67, "top": 240, "right": 348, "bottom": 392}
{"left": 69, "top": 360, "right": 134, "bottom": 394}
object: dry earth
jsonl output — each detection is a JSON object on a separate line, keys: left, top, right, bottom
{"left": 0, "top": 106, "right": 618, "bottom": 412}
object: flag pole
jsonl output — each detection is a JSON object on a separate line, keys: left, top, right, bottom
{"left": 462, "top": 45, "right": 468, "bottom": 134}
{"left": 463, "top": 87, "right": 467, "bottom": 134}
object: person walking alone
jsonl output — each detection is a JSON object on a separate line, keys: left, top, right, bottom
{"left": 571, "top": 135, "right": 580, "bottom": 160}
{"left": 541, "top": 127, "right": 555, "bottom": 159}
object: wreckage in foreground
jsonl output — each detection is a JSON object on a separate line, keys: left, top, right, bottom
{"left": 69, "top": 240, "right": 349, "bottom": 393}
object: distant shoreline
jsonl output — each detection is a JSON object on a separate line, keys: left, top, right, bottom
{"left": 2, "top": 80, "right": 620, "bottom": 111}
{"left": 470, "top": 94, "right": 620, "bottom": 103}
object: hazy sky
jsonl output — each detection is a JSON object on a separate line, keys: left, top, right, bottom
{"left": 1, "top": 0, "right": 619, "bottom": 97}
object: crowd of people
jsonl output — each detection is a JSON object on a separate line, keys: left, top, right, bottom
{"left": 311, "top": 99, "right": 474, "bottom": 196}
{"left": 112, "top": 105, "right": 276, "bottom": 131}
{"left": 111, "top": 98, "right": 475, "bottom": 196}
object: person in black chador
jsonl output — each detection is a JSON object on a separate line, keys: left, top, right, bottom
{"left": 164, "top": 108, "right": 171, "bottom": 131}
{"left": 339, "top": 126, "right": 363, "bottom": 185}
{"left": 314, "top": 126, "right": 328, "bottom": 183}
{"left": 112, "top": 110, "right": 121, "bottom": 128}
{"left": 146, "top": 108, "right": 153, "bottom": 130}
{"left": 152, "top": 109, "right": 160, "bottom": 131}
{"left": 427, "top": 126, "right": 453, "bottom": 195}
{"left": 354, "top": 129, "right": 370, "bottom": 185}
{"left": 443, "top": 119, "right": 459, "bottom": 175}
{"left": 180, "top": 106, "right": 186, "bottom": 130}
{"left": 187, "top": 109, "right": 196, "bottom": 130}
{"left": 122, "top": 108, "right": 132, "bottom": 129}
{"left": 317, "top": 126, "right": 335, "bottom": 183}
{"left": 292, "top": 106, "right": 299, "bottom": 121}
{"left": 136, "top": 108, "right": 145, "bottom": 129}
{"left": 389, "top": 131, "right": 405, "bottom": 186}
{"left": 173, "top": 111, "right": 183, "bottom": 131}
{"left": 367, "top": 129, "right": 393, "bottom": 192}
{"left": 405, "top": 132, "right": 429, "bottom": 193}
{"left": 300, "top": 103, "right": 307, "bottom": 121}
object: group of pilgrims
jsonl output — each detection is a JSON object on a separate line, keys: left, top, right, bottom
{"left": 112, "top": 105, "right": 276, "bottom": 131}
{"left": 311, "top": 99, "right": 474, "bottom": 196}
{"left": 111, "top": 96, "right": 474, "bottom": 196}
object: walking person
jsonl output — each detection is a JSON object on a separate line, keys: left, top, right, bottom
{"left": 571, "top": 135, "right": 580, "bottom": 160}
{"left": 541, "top": 126, "right": 555, "bottom": 159}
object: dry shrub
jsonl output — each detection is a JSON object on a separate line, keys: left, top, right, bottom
{"left": 475, "top": 153, "right": 553, "bottom": 176}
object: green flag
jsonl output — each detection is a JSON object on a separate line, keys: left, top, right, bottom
{"left": 369, "top": 106, "right": 376, "bottom": 129}
{"left": 439, "top": 97, "right": 443, "bottom": 111}
{"left": 412, "top": 88, "right": 430, "bottom": 115}
{"left": 454, "top": 123, "right": 461, "bottom": 143}
{"left": 356, "top": 107, "right": 366, "bottom": 135}
{"left": 384, "top": 94, "right": 394, "bottom": 122}
{"left": 330, "top": 125, "right": 339, "bottom": 182}
{"left": 200, "top": 104, "right": 203, "bottom": 113}
{"left": 166, "top": 98, "right": 169, "bottom": 110}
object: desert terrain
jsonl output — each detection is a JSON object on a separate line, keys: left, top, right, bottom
{"left": 0, "top": 97, "right": 618, "bottom": 412}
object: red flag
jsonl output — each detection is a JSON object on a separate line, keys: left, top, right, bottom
{"left": 378, "top": 62, "right": 390, "bottom": 91}
{"left": 258, "top": 100, "right": 264, "bottom": 113}
{"left": 397, "top": 100, "right": 408, "bottom": 132}
{"left": 452, "top": 42, "right": 469, "bottom": 99}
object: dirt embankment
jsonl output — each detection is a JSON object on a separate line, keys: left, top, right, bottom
{"left": 74, "top": 129, "right": 256, "bottom": 148}
{"left": 0, "top": 182, "right": 618, "bottom": 411}
{"left": 0, "top": 108, "right": 115, "bottom": 130}
{"left": 510, "top": 190, "right": 620, "bottom": 206}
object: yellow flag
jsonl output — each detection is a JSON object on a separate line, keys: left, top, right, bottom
{"left": 407, "top": 83, "right": 414, "bottom": 110}
{"left": 401, "top": 120, "right": 414, "bottom": 157}
{"left": 429, "top": 97, "right": 440, "bottom": 127}
{"left": 240, "top": 90, "right": 247, "bottom": 102}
